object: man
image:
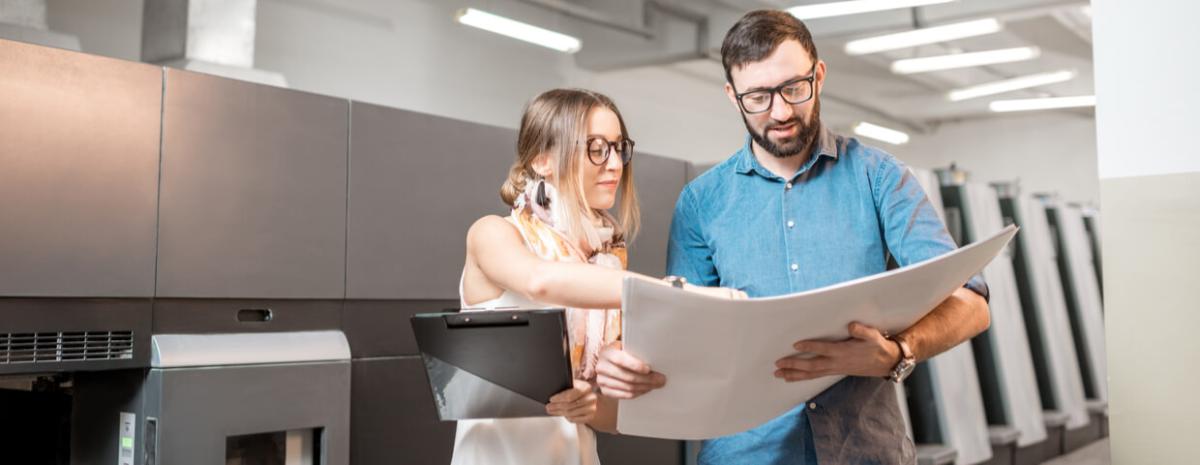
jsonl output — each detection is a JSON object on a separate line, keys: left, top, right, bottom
{"left": 595, "top": 9, "right": 991, "bottom": 465}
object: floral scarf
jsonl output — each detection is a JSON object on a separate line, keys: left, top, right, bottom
{"left": 506, "top": 180, "right": 625, "bottom": 381}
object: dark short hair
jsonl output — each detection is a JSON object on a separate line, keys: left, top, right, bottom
{"left": 720, "top": 10, "right": 819, "bottom": 86}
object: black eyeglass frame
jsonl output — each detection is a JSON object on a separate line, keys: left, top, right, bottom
{"left": 585, "top": 136, "right": 636, "bottom": 166}
{"left": 732, "top": 64, "right": 819, "bottom": 115}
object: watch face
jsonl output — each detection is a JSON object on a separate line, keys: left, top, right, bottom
{"left": 890, "top": 359, "right": 916, "bottom": 383}
{"left": 897, "top": 359, "right": 916, "bottom": 382}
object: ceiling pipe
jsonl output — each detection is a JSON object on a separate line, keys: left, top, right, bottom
{"left": 518, "top": 0, "right": 654, "bottom": 39}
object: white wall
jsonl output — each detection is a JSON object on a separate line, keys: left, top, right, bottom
{"left": 892, "top": 112, "right": 1099, "bottom": 205}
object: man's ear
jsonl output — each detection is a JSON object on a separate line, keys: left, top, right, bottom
{"left": 724, "top": 82, "right": 740, "bottom": 109}
{"left": 531, "top": 152, "right": 554, "bottom": 178}
{"left": 815, "top": 60, "right": 827, "bottom": 95}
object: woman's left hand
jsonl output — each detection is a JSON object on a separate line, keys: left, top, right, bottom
{"left": 546, "top": 379, "right": 598, "bottom": 424}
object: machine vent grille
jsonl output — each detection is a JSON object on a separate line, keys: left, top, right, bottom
{"left": 1, "top": 331, "right": 134, "bottom": 364}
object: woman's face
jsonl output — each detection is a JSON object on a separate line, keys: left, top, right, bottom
{"left": 579, "top": 106, "right": 626, "bottom": 211}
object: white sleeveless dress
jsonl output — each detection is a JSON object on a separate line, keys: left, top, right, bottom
{"left": 450, "top": 280, "right": 601, "bottom": 465}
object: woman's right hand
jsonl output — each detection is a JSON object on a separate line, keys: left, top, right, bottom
{"left": 546, "top": 379, "right": 598, "bottom": 424}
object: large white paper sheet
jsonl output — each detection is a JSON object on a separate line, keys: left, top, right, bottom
{"left": 616, "top": 225, "right": 1019, "bottom": 440}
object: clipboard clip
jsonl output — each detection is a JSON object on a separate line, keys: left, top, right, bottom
{"left": 444, "top": 311, "right": 530, "bottom": 328}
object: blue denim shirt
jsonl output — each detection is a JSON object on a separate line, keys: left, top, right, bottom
{"left": 666, "top": 127, "right": 987, "bottom": 465}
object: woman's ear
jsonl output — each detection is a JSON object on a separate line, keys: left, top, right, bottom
{"left": 531, "top": 152, "right": 554, "bottom": 178}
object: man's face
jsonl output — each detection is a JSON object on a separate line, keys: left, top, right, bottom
{"left": 725, "top": 40, "right": 826, "bottom": 159}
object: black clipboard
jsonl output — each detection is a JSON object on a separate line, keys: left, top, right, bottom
{"left": 410, "top": 308, "right": 574, "bottom": 420}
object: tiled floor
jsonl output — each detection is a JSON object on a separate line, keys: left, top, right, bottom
{"left": 1044, "top": 439, "right": 1111, "bottom": 465}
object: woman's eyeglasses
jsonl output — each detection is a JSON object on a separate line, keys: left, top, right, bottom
{"left": 586, "top": 137, "right": 635, "bottom": 166}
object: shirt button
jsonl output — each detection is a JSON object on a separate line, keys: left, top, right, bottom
{"left": 785, "top": 182, "right": 793, "bottom": 190}
{"left": 809, "top": 402, "right": 818, "bottom": 410}
{"left": 790, "top": 264, "right": 799, "bottom": 271}
{"left": 786, "top": 220, "right": 795, "bottom": 229}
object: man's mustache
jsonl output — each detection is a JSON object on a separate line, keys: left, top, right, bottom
{"left": 764, "top": 117, "right": 803, "bottom": 133}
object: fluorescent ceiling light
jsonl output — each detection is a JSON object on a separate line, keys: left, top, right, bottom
{"left": 853, "top": 121, "right": 909, "bottom": 145}
{"left": 845, "top": 18, "right": 1002, "bottom": 55}
{"left": 989, "top": 95, "right": 1096, "bottom": 112}
{"left": 789, "top": 0, "right": 956, "bottom": 20}
{"left": 455, "top": 8, "right": 581, "bottom": 53}
{"left": 948, "top": 70, "right": 1076, "bottom": 101}
{"left": 891, "top": 46, "right": 1040, "bottom": 74}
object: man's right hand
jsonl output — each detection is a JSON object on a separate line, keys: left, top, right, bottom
{"left": 595, "top": 341, "right": 667, "bottom": 399}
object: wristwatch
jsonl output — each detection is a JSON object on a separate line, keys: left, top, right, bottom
{"left": 886, "top": 334, "right": 916, "bottom": 384}
{"left": 663, "top": 275, "right": 687, "bottom": 289}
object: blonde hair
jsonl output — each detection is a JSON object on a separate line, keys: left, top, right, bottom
{"left": 500, "top": 89, "right": 640, "bottom": 250}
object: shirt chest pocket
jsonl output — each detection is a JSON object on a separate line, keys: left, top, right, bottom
{"left": 709, "top": 238, "right": 787, "bottom": 298}
{"left": 797, "top": 220, "right": 888, "bottom": 287}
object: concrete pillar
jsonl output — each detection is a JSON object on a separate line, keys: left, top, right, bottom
{"left": 1093, "top": 0, "right": 1200, "bottom": 462}
{"left": 142, "top": 0, "right": 286, "bottom": 86}
{"left": 0, "top": 0, "right": 79, "bottom": 50}
{"left": 0, "top": 0, "right": 46, "bottom": 28}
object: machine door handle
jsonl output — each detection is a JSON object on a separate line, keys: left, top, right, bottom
{"left": 237, "top": 308, "right": 274, "bottom": 322}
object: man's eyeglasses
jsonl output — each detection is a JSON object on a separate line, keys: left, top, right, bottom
{"left": 586, "top": 137, "right": 635, "bottom": 166}
{"left": 733, "top": 64, "right": 817, "bottom": 114}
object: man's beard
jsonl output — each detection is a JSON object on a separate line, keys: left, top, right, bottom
{"left": 743, "top": 97, "right": 821, "bottom": 159}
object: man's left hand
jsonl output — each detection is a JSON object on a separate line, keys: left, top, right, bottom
{"left": 775, "top": 322, "right": 900, "bottom": 381}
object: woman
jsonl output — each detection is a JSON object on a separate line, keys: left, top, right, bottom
{"left": 454, "top": 88, "right": 741, "bottom": 465}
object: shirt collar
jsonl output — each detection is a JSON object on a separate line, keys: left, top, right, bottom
{"left": 734, "top": 125, "right": 840, "bottom": 179}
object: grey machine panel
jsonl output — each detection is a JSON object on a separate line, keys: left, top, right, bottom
{"left": 350, "top": 356, "right": 456, "bottom": 465}
{"left": 346, "top": 102, "right": 515, "bottom": 300}
{"left": 150, "top": 361, "right": 350, "bottom": 465}
{"left": 152, "top": 299, "right": 343, "bottom": 334}
{"left": 346, "top": 356, "right": 686, "bottom": 465}
{"left": 908, "top": 168, "right": 992, "bottom": 465}
{"left": 156, "top": 68, "right": 348, "bottom": 299}
{"left": 0, "top": 298, "right": 152, "bottom": 374}
{"left": 341, "top": 299, "right": 458, "bottom": 358}
{"left": 149, "top": 330, "right": 350, "bottom": 367}
{"left": 1046, "top": 203, "right": 1108, "bottom": 403}
{"left": 151, "top": 333, "right": 350, "bottom": 465}
{"left": 1003, "top": 194, "right": 1090, "bottom": 429}
{"left": 597, "top": 433, "right": 683, "bottom": 465}
{"left": 0, "top": 38, "right": 161, "bottom": 297}
{"left": 72, "top": 332, "right": 352, "bottom": 465}
{"left": 627, "top": 153, "right": 688, "bottom": 276}
{"left": 947, "top": 183, "right": 1047, "bottom": 448}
